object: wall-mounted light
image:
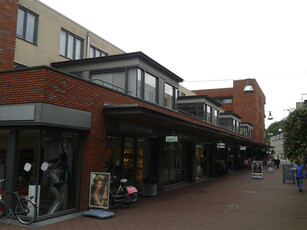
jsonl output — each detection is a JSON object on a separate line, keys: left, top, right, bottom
{"left": 243, "top": 79, "right": 254, "bottom": 93}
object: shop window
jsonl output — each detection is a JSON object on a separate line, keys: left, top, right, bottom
{"left": 0, "top": 130, "right": 9, "bottom": 191}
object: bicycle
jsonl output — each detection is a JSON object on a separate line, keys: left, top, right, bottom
{"left": 109, "top": 174, "right": 138, "bottom": 209}
{"left": 0, "top": 179, "right": 37, "bottom": 225}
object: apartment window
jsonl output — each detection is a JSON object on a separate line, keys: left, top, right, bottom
{"left": 144, "top": 72, "right": 157, "bottom": 103}
{"left": 91, "top": 71, "right": 126, "bottom": 93}
{"left": 164, "top": 83, "right": 175, "bottom": 109}
{"left": 89, "top": 45, "right": 107, "bottom": 58}
{"left": 214, "top": 109, "right": 219, "bottom": 125}
{"left": 17, "top": 7, "right": 38, "bottom": 44}
{"left": 60, "top": 29, "right": 83, "bottom": 60}
{"left": 206, "top": 105, "right": 212, "bottom": 123}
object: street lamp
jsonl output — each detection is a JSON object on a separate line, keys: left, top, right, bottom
{"left": 267, "top": 111, "right": 273, "bottom": 120}
{"left": 243, "top": 79, "right": 254, "bottom": 93}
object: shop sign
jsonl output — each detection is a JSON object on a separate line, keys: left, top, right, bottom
{"left": 166, "top": 136, "right": 178, "bottom": 143}
{"left": 217, "top": 143, "right": 225, "bottom": 148}
{"left": 240, "top": 146, "right": 247, "bottom": 150}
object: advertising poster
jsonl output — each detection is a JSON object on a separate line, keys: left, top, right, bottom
{"left": 252, "top": 161, "right": 263, "bottom": 179}
{"left": 89, "top": 172, "right": 110, "bottom": 209}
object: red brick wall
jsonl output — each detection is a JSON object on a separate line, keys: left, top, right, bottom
{"left": 0, "top": 67, "right": 258, "bottom": 210}
{"left": 193, "top": 80, "right": 266, "bottom": 144}
{"left": 0, "top": 0, "right": 19, "bottom": 71}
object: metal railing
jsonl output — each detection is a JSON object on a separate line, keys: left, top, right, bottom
{"left": 89, "top": 78, "right": 132, "bottom": 95}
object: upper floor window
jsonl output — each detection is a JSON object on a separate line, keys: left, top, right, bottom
{"left": 60, "top": 29, "right": 83, "bottom": 60}
{"left": 216, "top": 98, "right": 233, "bottom": 104}
{"left": 144, "top": 72, "right": 157, "bottom": 103}
{"left": 164, "top": 83, "right": 175, "bottom": 109}
{"left": 17, "top": 7, "right": 38, "bottom": 44}
{"left": 214, "top": 109, "right": 219, "bottom": 125}
{"left": 91, "top": 71, "right": 126, "bottom": 93}
{"left": 206, "top": 105, "right": 212, "bottom": 123}
{"left": 89, "top": 45, "right": 107, "bottom": 58}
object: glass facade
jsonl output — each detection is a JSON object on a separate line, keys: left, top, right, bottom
{"left": 105, "top": 136, "right": 152, "bottom": 190}
{"left": 164, "top": 83, "right": 174, "bottom": 109}
{"left": 163, "top": 142, "right": 188, "bottom": 185}
{"left": 144, "top": 72, "right": 157, "bottom": 103}
{"left": 195, "top": 144, "right": 209, "bottom": 180}
{"left": 0, "top": 129, "right": 81, "bottom": 218}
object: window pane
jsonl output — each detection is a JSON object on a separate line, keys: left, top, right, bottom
{"left": 25, "top": 13, "right": 35, "bottom": 42}
{"left": 144, "top": 73, "right": 156, "bottom": 103}
{"left": 67, "top": 34, "right": 74, "bottom": 59}
{"left": 89, "top": 47, "right": 94, "bottom": 58}
{"left": 137, "top": 69, "right": 142, "bottom": 98}
{"left": 92, "top": 73, "right": 112, "bottom": 89}
{"left": 128, "top": 68, "right": 137, "bottom": 96}
{"left": 60, "top": 30, "right": 66, "bottom": 56}
{"left": 75, "top": 38, "right": 82, "bottom": 59}
{"left": 206, "top": 105, "right": 212, "bottom": 123}
{"left": 112, "top": 72, "right": 126, "bottom": 93}
{"left": 17, "top": 8, "right": 25, "bottom": 37}
{"left": 164, "top": 83, "right": 174, "bottom": 109}
{"left": 95, "top": 50, "right": 100, "bottom": 57}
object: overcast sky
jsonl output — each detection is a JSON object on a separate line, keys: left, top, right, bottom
{"left": 40, "top": 0, "right": 307, "bottom": 128}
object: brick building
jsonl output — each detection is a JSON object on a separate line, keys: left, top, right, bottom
{"left": 193, "top": 79, "right": 266, "bottom": 144}
{"left": 0, "top": 0, "right": 267, "bottom": 221}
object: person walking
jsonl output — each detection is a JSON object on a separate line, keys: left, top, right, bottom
{"left": 292, "top": 162, "right": 306, "bottom": 192}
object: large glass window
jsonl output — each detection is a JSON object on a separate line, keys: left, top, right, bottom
{"left": 0, "top": 130, "right": 9, "bottom": 191}
{"left": 206, "top": 105, "right": 212, "bottom": 123}
{"left": 164, "top": 83, "right": 174, "bottom": 109}
{"left": 163, "top": 142, "right": 187, "bottom": 185}
{"left": 214, "top": 109, "right": 219, "bottom": 125}
{"left": 144, "top": 73, "right": 157, "bottom": 103}
{"left": 60, "top": 29, "right": 83, "bottom": 60}
{"left": 195, "top": 144, "right": 209, "bottom": 179}
{"left": 220, "top": 118, "right": 232, "bottom": 130}
{"left": 17, "top": 7, "right": 38, "bottom": 44}
{"left": 177, "top": 104, "right": 197, "bottom": 116}
{"left": 91, "top": 71, "right": 126, "bottom": 93}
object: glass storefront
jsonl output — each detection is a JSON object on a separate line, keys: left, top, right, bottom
{"left": 106, "top": 136, "right": 152, "bottom": 189}
{"left": 195, "top": 144, "right": 209, "bottom": 180}
{"left": 163, "top": 142, "right": 188, "bottom": 185}
{"left": 0, "top": 129, "right": 81, "bottom": 218}
{"left": 0, "top": 130, "right": 9, "bottom": 190}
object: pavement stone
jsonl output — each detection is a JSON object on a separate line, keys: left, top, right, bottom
{"left": 1, "top": 163, "right": 307, "bottom": 230}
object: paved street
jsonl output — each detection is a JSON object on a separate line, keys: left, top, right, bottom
{"left": 2, "top": 163, "right": 307, "bottom": 230}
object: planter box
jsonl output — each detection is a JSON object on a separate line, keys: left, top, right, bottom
{"left": 142, "top": 184, "right": 157, "bottom": 197}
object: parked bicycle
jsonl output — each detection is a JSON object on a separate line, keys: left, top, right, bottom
{"left": 0, "top": 179, "right": 37, "bottom": 225}
{"left": 109, "top": 174, "right": 138, "bottom": 209}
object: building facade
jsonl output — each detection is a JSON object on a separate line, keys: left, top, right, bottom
{"left": 0, "top": 0, "right": 267, "bottom": 221}
{"left": 193, "top": 79, "right": 266, "bottom": 144}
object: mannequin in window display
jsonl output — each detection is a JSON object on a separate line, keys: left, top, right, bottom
{"left": 48, "top": 138, "right": 71, "bottom": 185}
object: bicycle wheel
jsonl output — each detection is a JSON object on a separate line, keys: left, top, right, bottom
{"left": 15, "top": 197, "right": 37, "bottom": 225}
{"left": 117, "top": 189, "right": 131, "bottom": 208}
{"left": 0, "top": 200, "right": 5, "bottom": 219}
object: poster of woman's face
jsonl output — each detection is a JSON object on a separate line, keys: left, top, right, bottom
{"left": 89, "top": 172, "right": 110, "bottom": 209}
{"left": 252, "top": 161, "right": 263, "bottom": 174}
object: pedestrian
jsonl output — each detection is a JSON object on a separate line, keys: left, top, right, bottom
{"left": 292, "top": 162, "right": 306, "bottom": 192}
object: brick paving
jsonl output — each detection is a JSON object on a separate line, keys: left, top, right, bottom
{"left": 2, "top": 164, "right": 307, "bottom": 230}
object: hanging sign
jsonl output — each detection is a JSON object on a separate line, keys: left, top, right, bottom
{"left": 166, "top": 136, "right": 178, "bottom": 143}
{"left": 240, "top": 146, "right": 247, "bottom": 150}
{"left": 217, "top": 143, "right": 225, "bottom": 148}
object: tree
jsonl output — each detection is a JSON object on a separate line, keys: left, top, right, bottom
{"left": 265, "top": 121, "right": 283, "bottom": 144}
{"left": 282, "top": 105, "right": 307, "bottom": 163}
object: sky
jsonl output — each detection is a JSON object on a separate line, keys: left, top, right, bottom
{"left": 40, "top": 0, "right": 307, "bottom": 128}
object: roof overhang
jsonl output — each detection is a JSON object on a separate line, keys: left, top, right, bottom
{"left": 103, "top": 104, "right": 266, "bottom": 147}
